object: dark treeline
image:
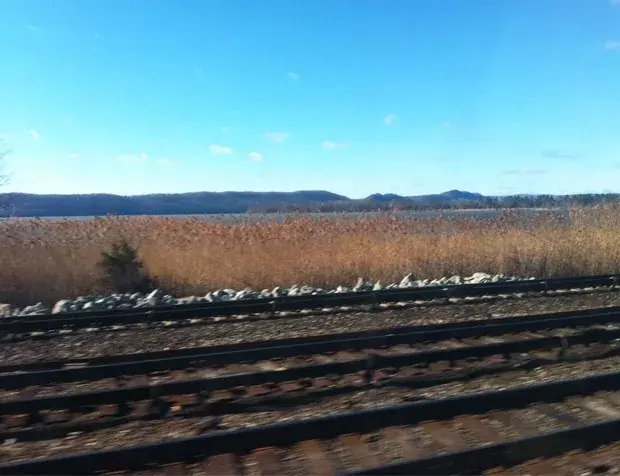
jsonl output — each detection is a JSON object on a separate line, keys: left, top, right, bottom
{"left": 0, "top": 190, "right": 618, "bottom": 217}
{"left": 247, "top": 193, "right": 620, "bottom": 213}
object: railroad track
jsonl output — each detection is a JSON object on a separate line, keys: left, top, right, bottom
{"left": 3, "top": 273, "right": 620, "bottom": 336}
{"left": 3, "top": 306, "right": 620, "bottom": 445}
{"left": 5, "top": 369, "right": 620, "bottom": 475}
{"left": 5, "top": 300, "right": 620, "bottom": 473}
{"left": 4, "top": 304, "right": 620, "bottom": 374}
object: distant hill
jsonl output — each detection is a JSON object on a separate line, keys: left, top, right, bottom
{"left": 0, "top": 189, "right": 618, "bottom": 217}
{"left": 0, "top": 191, "right": 348, "bottom": 217}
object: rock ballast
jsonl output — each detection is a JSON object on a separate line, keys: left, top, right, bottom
{"left": 0, "top": 272, "right": 536, "bottom": 318}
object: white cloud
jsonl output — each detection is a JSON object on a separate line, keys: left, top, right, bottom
{"left": 248, "top": 152, "right": 263, "bottom": 162}
{"left": 503, "top": 168, "right": 548, "bottom": 176}
{"left": 118, "top": 153, "right": 148, "bottom": 163}
{"left": 322, "top": 141, "right": 348, "bottom": 150}
{"left": 263, "top": 132, "right": 289, "bottom": 143}
{"left": 0, "top": 133, "right": 11, "bottom": 141}
{"left": 288, "top": 72, "right": 299, "bottom": 81}
{"left": 27, "top": 24, "right": 39, "bottom": 32}
{"left": 28, "top": 129, "right": 40, "bottom": 140}
{"left": 604, "top": 40, "right": 620, "bottom": 50}
{"left": 156, "top": 158, "right": 172, "bottom": 165}
{"left": 209, "top": 144, "right": 232, "bottom": 155}
{"left": 541, "top": 149, "right": 579, "bottom": 159}
{"left": 384, "top": 114, "right": 397, "bottom": 125}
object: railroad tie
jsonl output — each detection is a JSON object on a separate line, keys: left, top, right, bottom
{"left": 297, "top": 439, "right": 334, "bottom": 475}
{"left": 418, "top": 420, "right": 469, "bottom": 452}
{"left": 452, "top": 415, "right": 505, "bottom": 445}
{"left": 201, "top": 453, "right": 239, "bottom": 476}
{"left": 338, "top": 433, "right": 380, "bottom": 469}
{"left": 379, "top": 426, "right": 424, "bottom": 460}
{"left": 248, "top": 447, "right": 281, "bottom": 475}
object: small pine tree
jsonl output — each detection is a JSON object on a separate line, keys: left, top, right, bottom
{"left": 98, "top": 240, "right": 155, "bottom": 293}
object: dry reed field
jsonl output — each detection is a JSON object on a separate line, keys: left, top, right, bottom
{"left": 1, "top": 207, "right": 620, "bottom": 306}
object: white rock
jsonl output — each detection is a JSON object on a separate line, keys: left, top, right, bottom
{"left": 466, "top": 272, "right": 492, "bottom": 284}
{"left": 353, "top": 277, "right": 373, "bottom": 292}
{"left": 287, "top": 285, "right": 300, "bottom": 297}
{"left": 4, "top": 270, "right": 544, "bottom": 318}
{"left": 19, "top": 302, "right": 49, "bottom": 316}
{"left": 145, "top": 289, "right": 162, "bottom": 306}
{"left": 300, "top": 285, "right": 317, "bottom": 295}
{"left": 129, "top": 292, "right": 143, "bottom": 302}
{"left": 179, "top": 296, "right": 198, "bottom": 304}
{"left": 399, "top": 274, "right": 416, "bottom": 288}
{"left": 0, "top": 304, "right": 14, "bottom": 317}
{"left": 234, "top": 289, "right": 254, "bottom": 300}
{"left": 52, "top": 299, "right": 72, "bottom": 314}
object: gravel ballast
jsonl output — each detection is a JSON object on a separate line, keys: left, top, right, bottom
{"left": 3, "top": 353, "right": 620, "bottom": 464}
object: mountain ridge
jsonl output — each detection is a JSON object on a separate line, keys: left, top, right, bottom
{"left": 0, "top": 189, "right": 615, "bottom": 217}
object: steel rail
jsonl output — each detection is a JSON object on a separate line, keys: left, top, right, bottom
{"left": 2, "top": 304, "right": 620, "bottom": 376}
{"left": 3, "top": 368, "right": 620, "bottom": 475}
{"left": 2, "top": 325, "right": 620, "bottom": 415}
{"left": 3, "top": 307, "right": 620, "bottom": 389}
{"left": 341, "top": 418, "right": 620, "bottom": 475}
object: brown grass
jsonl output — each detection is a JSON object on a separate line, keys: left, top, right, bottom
{"left": 2, "top": 207, "right": 620, "bottom": 306}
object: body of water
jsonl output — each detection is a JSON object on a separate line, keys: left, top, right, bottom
{"left": 1, "top": 208, "right": 570, "bottom": 223}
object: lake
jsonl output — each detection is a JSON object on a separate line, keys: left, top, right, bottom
{"left": 1, "top": 208, "right": 570, "bottom": 223}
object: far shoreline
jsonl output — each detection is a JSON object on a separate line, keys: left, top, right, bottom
{"left": 0, "top": 207, "right": 569, "bottom": 221}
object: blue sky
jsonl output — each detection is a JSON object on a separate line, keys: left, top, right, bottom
{"left": 1, "top": 0, "right": 619, "bottom": 198}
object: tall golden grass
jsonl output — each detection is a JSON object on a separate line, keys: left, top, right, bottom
{"left": 2, "top": 207, "right": 620, "bottom": 305}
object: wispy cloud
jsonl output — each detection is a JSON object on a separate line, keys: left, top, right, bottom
{"left": 118, "top": 152, "right": 148, "bottom": 163}
{"left": 68, "top": 153, "right": 81, "bottom": 160}
{"left": 322, "top": 141, "right": 348, "bottom": 150}
{"left": 248, "top": 152, "right": 263, "bottom": 162}
{"left": 441, "top": 122, "right": 452, "bottom": 129}
{"left": 541, "top": 149, "right": 579, "bottom": 159}
{"left": 27, "top": 24, "right": 39, "bottom": 32}
{"left": 604, "top": 40, "right": 620, "bottom": 50}
{"left": 503, "top": 168, "right": 548, "bottom": 176}
{"left": 28, "top": 129, "right": 40, "bottom": 140}
{"left": 611, "top": 0, "right": 620, "bottom": 5}
{"left": 384, "top": 114, "right": 397, "bottom": 125}
{"left": 209, "top": 144, "right": 232, "bottom": 155}
{"left": 156, "top": 158, "right": 172, "bottom": 165}
{"left": 287, "top": 72, "right": 299, "bottom": 81}
{"left": 263, "top": 132, "right": 289, "bottom": 143}
{"left": 0, "top": 133, "right": 12, "bottom": 141}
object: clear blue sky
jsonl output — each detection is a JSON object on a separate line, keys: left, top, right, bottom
{"left": 1, "top": 0, "right": 619, "bottom": 198}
